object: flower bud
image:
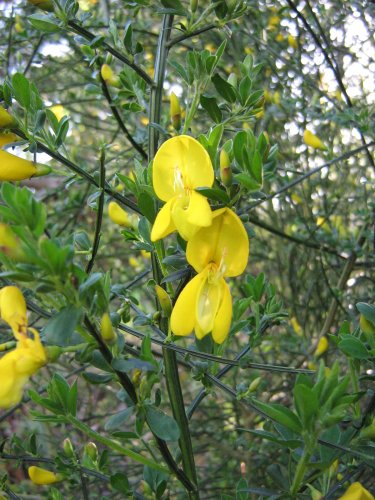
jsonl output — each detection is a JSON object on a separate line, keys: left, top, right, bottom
{"left": 28, "top": 466, "right": 63, "bottom": 485}
{"left": 0, "top": 132, "right": 18, "bottom": 147}
{"left": 359, "top": 314, "right": 375, "bottom": 335}
{"left": 63, "top": 438, "right": 75, "bottom": 458}
{"left": 15, "top": 15, "right": 24, "bottom": 33}
{"left": 170, "top": 92, "right": 181, "bottom": 131}
{"left": 220, "top": 149, "right": 232, "bottom": 187}
{"left": 84, "top": 442, "right": 98, "bottom": 462}
{"left": 248, "top": 376, "right": 261, "bottom": 393}
{"left": 303, "top": 129, "right": 327, "bottom": 150}
{"left": 101, "top": 312, "right": 116, "bottom": 344}
{"left": 314, "top": 336, "right": 329, "bottom": 357}
{"left": 190, "top": 0, "right": 198, "bottom": 13}
{"left": 288, "top": 34, "right": 298, "bottom": 49}
{"left": 155, "top": 285, "right": 172, "bottom": 317}
{"left": 108, "top": 201, "right": 131, "bottom": 227}
{"left": 338, "top": 482, "right": 374, "bottom": 500}
{"left": 100, "top": 64, "right": 120, "bottom": 88}
{"left": 0, "top": 150, "right": 51, "bottom": 181}
{"left": 46, "top": 345, "right": 63, "bottom": 362}
{"left": 0, "top": 106, "right": 16, "bottom": 129}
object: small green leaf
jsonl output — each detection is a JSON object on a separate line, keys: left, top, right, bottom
{"left": 357, "top": 302, "right": 375, "bottom": 324}
{"left": 105, "top": 407, "right": 134, "bottom": 432}
{"left": 12, "top": 73, "right": 31, "bottom": 109}
{"left": 195, "top": 187, "right": 229, "bottom": 204}
{"left": 28, "top": 14, "right": 61, "bottom": 33}
{"left": 252, "top": 399, "right": 302, "bottom": 434}
{"left": 293, "top": 384, "right": 319, "bottom": 429}
{"left": 212, "top": 74, "right": 237, "bottom": 103}
{"left": 338, "top": 336, "right": 369, "bottom": 359}
{"left": 43, "top": 306, "right": 82, "bottom": 347}
{"left": 110, "top": 472, "right": 130, "bottom": 494}
{"left": 200, "top": 95, "right": 222, "bottom": 123}
{"left": 145, "top": 406, "right": 180, "bottom": 441}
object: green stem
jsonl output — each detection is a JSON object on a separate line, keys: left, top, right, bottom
{"left": 349, "top": 359, "right": 361, "bottom": 418}
{"left": 182, "top": 82, "right": 201, "bottom": 134}
{"left": 148, "top": 14, "right": 200, "bottom": 498}
{"left": 65, "top": 415, "right": 168, "bottom": 473}
{"left": 290, "top": 443, "right": 313, "bottom": 497}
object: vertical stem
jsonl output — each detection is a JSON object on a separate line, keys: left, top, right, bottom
{"left": 148, "top": 14, "right": 200, "bottom": 499}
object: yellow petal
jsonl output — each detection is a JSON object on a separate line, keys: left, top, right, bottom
{"left": 14, "top": 329, "right": 47, "bottom": 375}
{"left": 171, "top": 270, "right": 207, "bottom": 337}
{"left": 187, "top": 207, "right": 249, "bottom": 276}
{"left": 0, "top": 106, "right": 15, "bottom": 128}
{"left": 108, "top": 201, "right": 131, "bottom": 227}
{"left": 151, "top": 198, "right": 176, "bottom": 241}
{"left": 303, "top": 130, "right": 327, "bottom": 150}
{"left": 196, "top": 271, "right": 222, "bottom": 335}
{"left": 28, "top": 466, "right": 63, "bottom": 485}
{"left": 0, "top": 286, "right": 28, "bottom": 339}
{"left": 338, "top": 482, "right": 374, "bottom": 500}
{"left": 212, "top": 280, "right": 232, "bottom": 344}
{"left": 0, "top": 132, "right": 18, "bottom": 148}
{"left": 0, "top": 353, "right": 25, "bottom": 408}
{"left": 152, "top": 135, "right": 214, "bottom": 202}
{"left": 0, "top": 150, "right": 38, "bottom": 181}
{"left": 171, "top": 191, "right": 212, "bottom": 241}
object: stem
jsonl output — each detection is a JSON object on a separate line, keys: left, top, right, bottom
{"left": 148, "top": 14, "right": 200, "bottom": 498}
{"left": 65, "top": 415, "right": 168, "bottom": 473}
{"left": 182, "top": 82, "right": 201, "bottom": 134}
{"left": 290, "top": 446, "right": 312, "bottom": 497}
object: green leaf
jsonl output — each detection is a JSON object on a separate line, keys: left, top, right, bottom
{"left": 234, "top": 173, "right": 261, "bottom": 191}
{"left": 200, "top": 95, "right": 222, "bottom": 123}
{"left": 138, "top": 191, "right": 155, "bottom": 222}
{"left": 145, "top": 406, "right": 180, "bottom": 441}
{"left": 43, "top": 306, "right": 82, "bottom": 347}
{"left": 195, "top": 187, "right": 229, "bottom": 203}
{"left": 238, "top": 76, "right": 253, "bottom": 106}
{"left": 12, "top": 73, "right": 31, "bottom": 110}
{"left": 251, "top": 399, "right": 302, "bottom": 434}
{"left": 160, "top": 0, "right": 185, "bottom": 15}
{"left": 110, "top": 472, "right": 130, "bottom": 495}
{"left": 28, "top": 13, "right": 61, "bottom": 33}
{"left": 338, "top": 336, "right": 369, "bottom": 359}
{"left": 105, "top": 407, "right": 134, "bottom": 432}
{"left": 293, "top": 384, "right": 319, "bottom": 429}
{"left": 212, "top": 74, "right": 237, "bottom": 103}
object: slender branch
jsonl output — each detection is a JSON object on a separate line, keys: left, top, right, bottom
{"left": 249, "top": 142, "right": 375, "bottom": 210}
{"left": 167, "top": 24, "right": 217, "bottom": 48}
{"left": 67, "top": 20, "right": 153, "bottom": 86}
{"left": 100, "top": 74, "right": 147, "bottom": 159}
{"left": 24, "top": 35, "right": 44, "bottom": 76}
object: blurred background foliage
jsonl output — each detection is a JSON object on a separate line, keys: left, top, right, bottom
{"left": 0, "top": 0, "right": 374, "bottom": 498}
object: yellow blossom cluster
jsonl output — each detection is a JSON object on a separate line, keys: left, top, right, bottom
{"left": 0, "top": 286, "right": 47, "bottom": 408}
{"left": 151, "top": 135, "right": 249, "bottom": 344}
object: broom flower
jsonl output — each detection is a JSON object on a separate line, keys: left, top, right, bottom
{"left": 171, "top": 208, "right": 249, "bottom": 344}
{"left": 151, "top": 135, "right": 214, "bottom": 241}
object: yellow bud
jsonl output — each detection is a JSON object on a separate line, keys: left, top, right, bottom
{"left": 50, "top": 104, "right": 66, "bottom": 122}
{"left": 330, "top": 459, "right": 339, "bottom": 474}
{"left": 100, "top": 64, "right": 120, "bottom": 88}
{"left": 273, "top": 91, "right": 281, "bottom": 105}
{"left": 0, "top": 223, "right": 26, "bottom": 261}
{"left": 288, "top": 34, "right": 298, "bottom": 49}
{"left": 360, "top": 315, "right": 375, "bottom": 335}
{"left": 170, "top": 92, "right": 181, "bottom": 131}
{"left": 0, "top": 150, "right": 51, "bottom": 181}
{"left": 314, "top": 336, "right": 329, "bottom": 357}
{"left": 275, "top": 33, "right": 284, "bottom": 43}
{"left": 0, "top": 132, "right": 18, "bottom": 147}
{"left": 132, "top": 368, "right": 142, "bottom": 385}
{"left": 307, "top": 361, "right": 317, "bottom": 371}
{"left": 303, "top": 130, "right": 327, "bottom": 150}
{"left": 338, "top": 482, "right": 374, "bottom": 500}
{"left": 220, "top": 149, "right": 232, "bottom": 187}
{"left": 101, "top": 312, "right": 116, "bottom": 344}
{"left": 28, "top": 466, "right": 63, "bottom": 485}
{"left": 0, "top": 106, "right": 16, "bottom": 129}
{"left": 291, "top": 193, "right": 302, "bottom": 204}
{"left": 15, "top": 15, "right": 24, "bottom": 33}
{"left": 290, "top": 316, "right": 302, "bottom": 336}
{"left": 27, "top": 0, "right": 54, "bottom": 11}
{"left": 248, "top": 376, "right": 261, "bottom": 393}
{"left": 108, "top": 201, "right": 131, "bottom": 227}
{"left": 155, "top": 285, "right": 172, "bottom": 317}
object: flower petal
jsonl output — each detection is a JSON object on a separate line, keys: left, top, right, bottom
{"left": 153, "top": 135, "right": 214, "bottom": 202}
{"left": 196, "top": 272, "right": 221, "bottom": 335}
{"left": 28, "top": 466, "right": 63, "bottom": 485}
{"left": 0, "top": 351, "right": 28, "bottom": 408}
{"left": 187, "top": 207, "right": 249, "bottom": 275}
{"left": 0, "top": 150, "right": 38, "bottom": 181}
{"left": 212, "top": 279, "right": 232, "bottom": 344}
{"left": 108, "top": 201, "right": 131, "bottom": 227}
{"left": 171, "top": 270, "right": 207, "bottom": 337}
{"left": 151, "top": 198, "right": 176, "bottom": 242}
{"left": 0, "top": 286, "right": 28, "bottom": 339}
{"left": 172, "top": 191, "right": 212, "bottom": 241}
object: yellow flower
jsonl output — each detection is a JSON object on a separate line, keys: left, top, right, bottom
{"left": 303, "top": 130, "right": 327, "bottom": 150}
{"left": 275, "top": 33, "right": 284, "bottom": 43}
{"left": 14, "top": 15, "right": 24, "bottom": 33}
{"left": 314, "top": 336, "right": 329, "bottom": 357}
{"left": 0, "top": 150, "right": 51, "bottom": 181}
{"left": 100, "top": 64, "right": 120, "bottom": 88}
{"left": 108, "top": 201, "right": 132, "bottom": 227}
{"left": 288, "top": 34, "right": 298, "bottom": 49}
{"left": 0, "top": 132, "right": 18, "bottom": 147}
{"left": 290, "top": 316, "right": 302, "bottom": 336}
{"left": 28, "top": 466, "right": 63, "bottom": 485}
{"left": 338, "top": 482, "right": 374, "bottom": 500}
{"left": 0, "top": 286, "right": 47, "bottom": 408}
{"left": 151, "top": 135, "right": 214, "bottom": 241}
{"left": 171, "top": 208, "right": 249, "bottom": 344}
{"left": 50, "top": 105, "right": 67, "bottom": 122}
{"left": 0, "top": 106, "right": 16, "bottom": 129}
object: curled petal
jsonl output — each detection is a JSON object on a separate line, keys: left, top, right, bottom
{"left": 171, "top": 191, "right": 212, "bottom": 241}
{"left": 171, "top": 270, "right": 207, "bottom": 337}
{"left": 151, "top": 198, "right": 176, "bottom": 242}
{"left": 212, "top": 280, "right": 232, "bottom": 344}
{"left": 153, "top": 135, "right": 214, "bottom": 202}
{"left": 0, "top": 150, "right": 50, "bottom": 181}
{"left": 187, "top": 207, "right": 249, "bottom": 276}
{"left": 196, "top": 273, "right": 222, "bottom": 335}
